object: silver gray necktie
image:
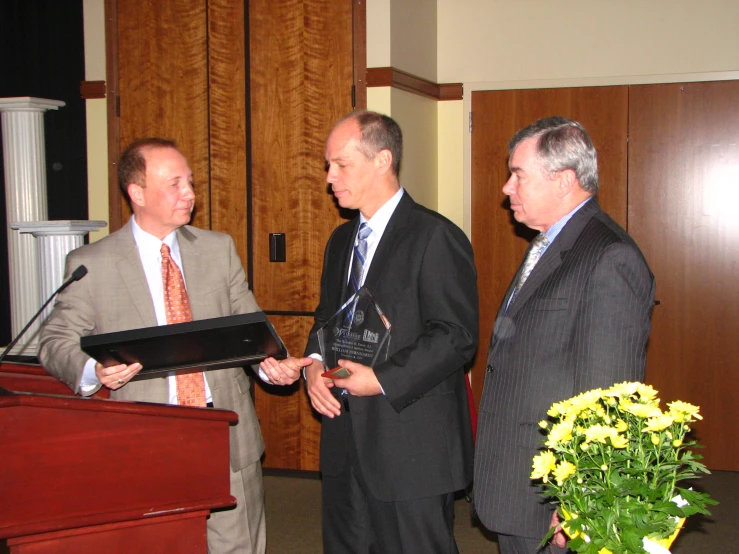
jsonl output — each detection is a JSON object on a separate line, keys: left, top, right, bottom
{"left": 508, "top": 233, "right": 549, "bottom": 307}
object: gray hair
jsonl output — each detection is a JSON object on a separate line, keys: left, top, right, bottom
{"left": 509, "top": 116, "right": 599, "bottom": 193}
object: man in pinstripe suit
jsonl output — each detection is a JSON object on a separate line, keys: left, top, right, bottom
{"left": 473, "top": 117, "right": 655, "bottom": 553}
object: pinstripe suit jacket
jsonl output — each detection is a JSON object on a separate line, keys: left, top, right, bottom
{"left": 473, "top": 199, "right": 655, "bottom": 539}
{"left": 38, "top": 221, "right": 265, "bottom": 472}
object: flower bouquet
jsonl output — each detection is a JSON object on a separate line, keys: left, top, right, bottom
{"left": 531, "top": 382, "right": 717, "bottom": 554}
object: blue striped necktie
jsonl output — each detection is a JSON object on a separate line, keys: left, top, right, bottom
{"left": 349, "top": 222, "right": 372, "bottom": 296}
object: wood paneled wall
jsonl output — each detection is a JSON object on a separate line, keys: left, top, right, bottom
{"left": 114, "top": 0, "right": 211, "bottom": 232}
{"left": 109, "top": 0, "right": 248, "bottom": 258}
{"left": 249, "top": 0, "right": 355, "bottom": 470}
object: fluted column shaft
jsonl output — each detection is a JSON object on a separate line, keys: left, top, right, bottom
{"left": 0, "top": 97, "right": 65, "bottom": 355}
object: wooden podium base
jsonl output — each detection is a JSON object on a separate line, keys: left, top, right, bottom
{"left": 1, "top": 362, "right": 237, "bottom": 554}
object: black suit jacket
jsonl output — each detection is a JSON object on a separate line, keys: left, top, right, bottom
{"left": 305, "top": 192, "right": 478, "bottom": 502}
{"left": 473, "top": 199, "right": 655, "bottom": 538}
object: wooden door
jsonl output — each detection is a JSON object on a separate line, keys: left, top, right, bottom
{"left": 470, "top": 87, "right": 629, "bottom": 409}
{"left": 112, "top": 0, "right": 211, "bottom": 231}
{"left": 109, "top": 0, "right": 248, "bottom": 255}
{"left": 249, "top": 0, "right": 355, "bottom": 470}
{"left": 628, "top": 81, "right": 739, "bottom": 471}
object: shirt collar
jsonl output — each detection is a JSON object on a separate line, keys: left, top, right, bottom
{"left": 360, "top": 187, "right": 404, "bottom": 237}
{"left": 131, "top": 215, "right": 179, "bottom": 258}
{"left": 544, "top": 196, "right": 592, "bottom": 244}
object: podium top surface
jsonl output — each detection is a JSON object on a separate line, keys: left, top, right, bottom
{"left": 0, "top": 388, "right": 238, "bottom": 423}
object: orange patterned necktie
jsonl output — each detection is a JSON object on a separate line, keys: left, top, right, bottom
{"left": 161, "top": 243, "right": 207, "bottom": 407}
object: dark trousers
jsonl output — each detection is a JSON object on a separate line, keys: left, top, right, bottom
{"left": 322, "top": 407, "right": 458, "bottom": 554}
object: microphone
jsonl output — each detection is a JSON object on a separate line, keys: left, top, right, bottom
{"left": 0, "top": 265, "right": 88, "bottom": 367}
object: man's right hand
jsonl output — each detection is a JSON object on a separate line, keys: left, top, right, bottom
{"left": 305, "top": 359, "right": 342, "bottom": 418}
{"left": 96, "top": 362, "right": 142, "bottom": 390}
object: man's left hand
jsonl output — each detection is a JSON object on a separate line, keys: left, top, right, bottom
{"left": 335, "top": 359, "right": 382, "bottom": 396}
{"left": 550, "top": 509, "right": 567, "bottom": 549}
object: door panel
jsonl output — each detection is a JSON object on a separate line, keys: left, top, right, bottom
{"left": 116, "top": 0, "right": 210, "bottom": 230}
{"left": 628, "top": 81, "right": 739, "bottom": 471}
{"left": 208, "top": 0, "right": 249, "bottom": 261}
{"left": 249, "top": 0, "right": 354, "bottom": 470}
{"left": 470, "top": 87, "right": 629, "bottom": 409}
{"left": 249, "top": 0, "right": 354, "bottom": 313}
{"left": 254, "top": 315, "right": 321, "bottom": 470}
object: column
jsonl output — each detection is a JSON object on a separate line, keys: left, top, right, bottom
{"left": 8, "top": 221, "right": 107, "bottom": 355}
{"left": 0, "top": 97, "right": 65, "bottom": 356}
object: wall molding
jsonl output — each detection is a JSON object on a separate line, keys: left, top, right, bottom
{"left": 80, "top": 80, "right": 106, "bottom": 99}
{"left": 366, "top": 67, "right": 462, "bottom": 101}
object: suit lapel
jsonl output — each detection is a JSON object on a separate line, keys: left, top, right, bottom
{"left": 362, "top": 193, "right": 413, "bottom": 293}
{"left": 176, "top": 227, "right": 210, "bottom": 320}
{"left": 115, "top": 221, "right": 158, "bottom": 326}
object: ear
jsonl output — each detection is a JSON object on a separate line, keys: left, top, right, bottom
{"left": 556, "top": 169, "right": 577, "bottom": 198}
{"left": 128, "top": 183, "right": 145, "bottom": 208}
{"left": 374, "top": 149, "right": 393, "bottom": 175}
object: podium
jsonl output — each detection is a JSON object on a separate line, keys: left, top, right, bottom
{"left": 0, "top": 363, "right": 237, "bottom": 553}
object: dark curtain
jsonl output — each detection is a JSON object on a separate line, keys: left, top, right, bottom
{"left": 0, "top": 0, "right": 87, "bottom": 345}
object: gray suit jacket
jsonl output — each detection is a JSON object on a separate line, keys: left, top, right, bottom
{"left": 38, "top": 221, "right": 265, "bottom": 471}
{"left": 473, "top": 199, "right": 655, "bottom": 539}
{"left": 305, "top": 193, "right": 478, "bottom": 502}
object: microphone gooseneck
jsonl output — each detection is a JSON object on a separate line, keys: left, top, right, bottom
{"left": 0, "top": 265, "right": 88, "bottom": 366}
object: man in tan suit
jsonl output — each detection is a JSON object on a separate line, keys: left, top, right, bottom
{"left": 39, "top": 138, "right": 296, "bottom": 554}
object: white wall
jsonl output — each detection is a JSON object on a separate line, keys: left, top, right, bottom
{"left": 437, "top": 0, "right": 739, "bottom": 84}
{"left": 367, "top": 0, "right": 443, "bottom": 218}
{"left": 391, "top": 89, "right": 438, "bottom": 210}
{"left": 391, "top": 0, "right": 437, "bottom": 81}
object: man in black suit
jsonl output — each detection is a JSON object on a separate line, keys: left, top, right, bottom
{"left": 473, "top": 117, "right": 655, "bottom": 553}
{"left": 261, "top": 111, "right": 478, "bottom": 553}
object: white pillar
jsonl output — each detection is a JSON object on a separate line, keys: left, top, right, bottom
{"left": 8, "top": 221, "right": 106, "bottom": 356}
{"left": 0, "top": 97, "right": 65, "bottom": 355}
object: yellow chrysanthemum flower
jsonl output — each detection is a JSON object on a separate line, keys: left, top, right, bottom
{"left": 607, "top": 381, "right": 640, "bottom": 397}
{"left": 598, "top": 548, "right": 614, "bottom": 554}
{"left": 584, "top": 424, "right": 616, "bottom": 445}
{"left": 621, "top": 399, "right": 663, "bottom": 419}
{"left": 531, "top": 450, "right": 557, "bottom": 481}
{"left": 547, "top": 401, "right": 568, "bottom": 418}
{"left": 569, "top": 389, "right": 604, "bottom": 415}
{"left": 644, "top": 414, "right": 674, "bottom": 432}
{"left": 615, "top": 419, "right": 628, "bottom": 433}
{"left": 546, "top": 420, "right": 574, "bottom": 447}
{"left": 610, "top": 433, "right": 629, "bottom": 449}
{"left": 668, "top": 400, "right": 703, "bottom": 421}
{"left": 651, "top": 433, "right": 660, "bottom": 445}
{"left": 538, "top": 420, "right": 549, "bottom": 429}
{"left": 553, "top": 460, "right": 577, "bottom": 486}
{"left": 637, "top": 383, "right": 659, "bottom": 401}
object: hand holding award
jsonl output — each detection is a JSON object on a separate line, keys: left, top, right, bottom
{"left": 318, "top": 287, "right": 392, "bottom": 379}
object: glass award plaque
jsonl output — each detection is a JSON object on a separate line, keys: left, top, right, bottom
{"left": 318, "top": 287, "right": 392, "bottom": 379}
